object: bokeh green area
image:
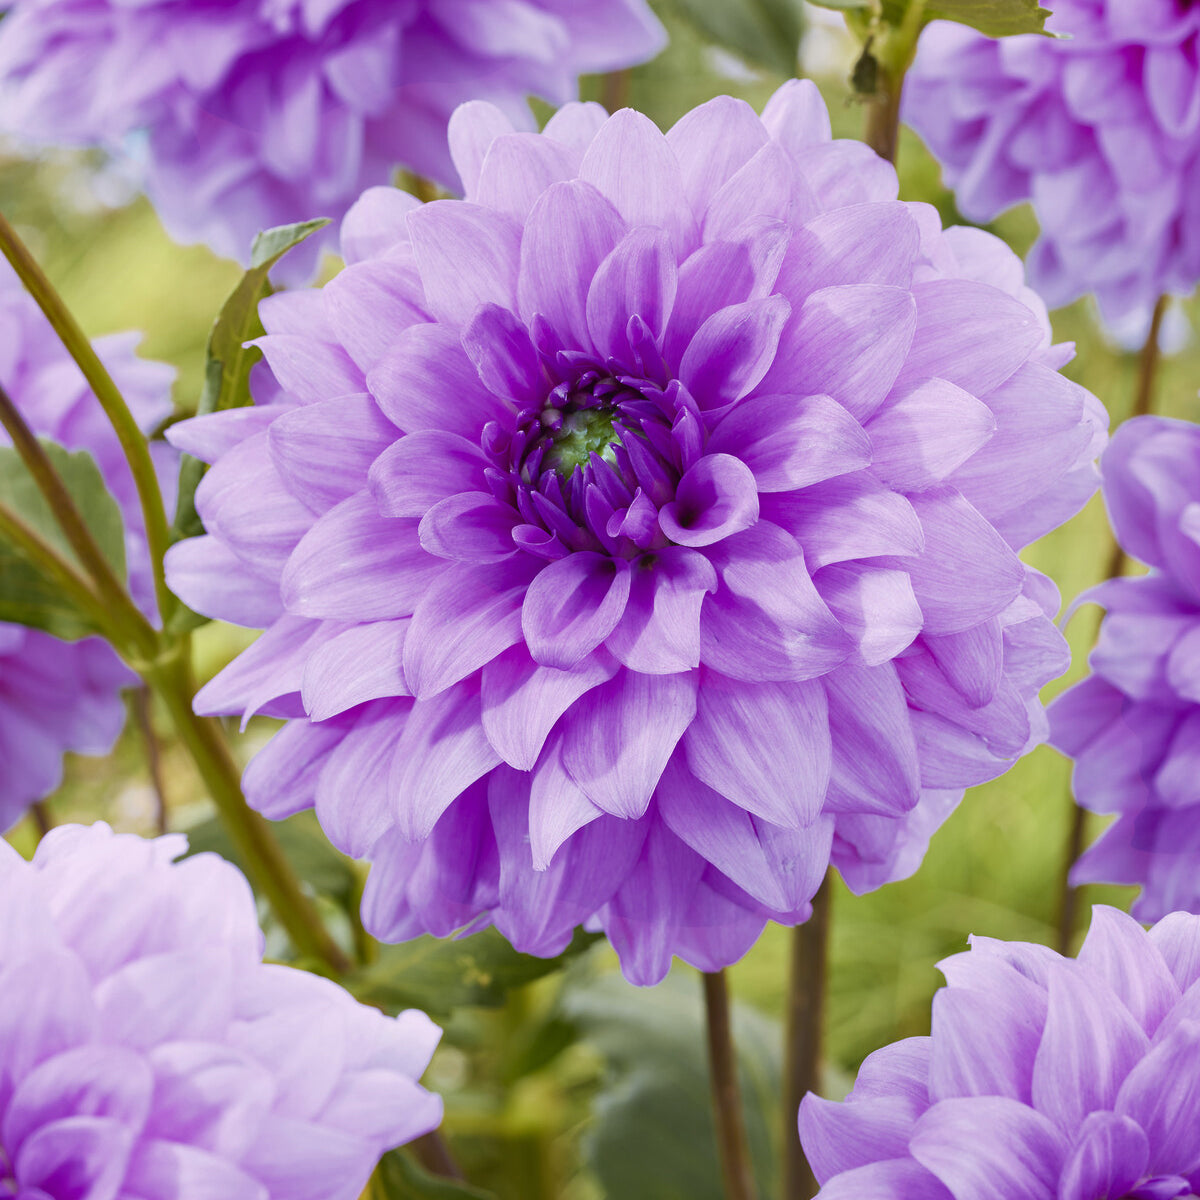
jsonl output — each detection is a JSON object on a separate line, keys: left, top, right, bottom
{"left": 3, "top": 4, "right": 1199, "bottom": 1198}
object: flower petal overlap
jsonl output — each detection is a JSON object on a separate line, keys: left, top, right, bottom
{"left": 800, "top": 905, "right": 1200, "bottom": 1200}
{"left": 0, "top": 822, "right": 442, "bottom": 1199}
{"left": 166, "top": 83, "right": 1107, "bottom": 984}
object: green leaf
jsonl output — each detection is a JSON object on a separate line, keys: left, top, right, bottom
{"left": 667, "top": 0, "right": 805, "bottom": 77}
{"left": 183, "top": 809, "right": 358, "bottom": 906}
{"left": 565, "top": 972, "right": 781, "bottom": 1200}
{"left": 346, "top": 928, "right": 602, "bottom": 1019}
{"left": 170, "top": 218, "right": 329, "bottom": 547}
{"left": 374, "top": 1151, "right": 498, "bottom": 1200}
{"left": 0, "top": 441, "right": 126, "bottom": 639}
{"left": 924, "top": 0, "right": 1051, "bottom": 35}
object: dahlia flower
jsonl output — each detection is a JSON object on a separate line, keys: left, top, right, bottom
{"left": 800, "top": 904, "right": 1200, "bottom": 1200}
{"left": 1050, "top": 416, "right": 1200, "bottom": 920}
{"left": 904, "top": 4, "right": 1200, "bottom": 328}
{"left": 165, "top": 81, "right": 1106, "bottom": 985}
{"left": 0, "top": 0, "right": 665, "bottom": 278}
{"left": 0, "top": 821, "right": 442, "bottom": 1199}
{"left": 0, "top": 264, "right": 175, "bottom": 831}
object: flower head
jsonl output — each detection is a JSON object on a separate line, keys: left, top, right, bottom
{"left": 0, "top": 822, "right": 442, "bottom": 1199}
{"left": 0, "top": 0, "right": 665, "bottom": 276}
{"left": 0, "top": 266, "right": 175, "bottom": 831}
{"left": 904, "top": 3, "right": 1200, "bottom": 328}
{"left": 800, "top": 905, "right": 1200, "bottom": 1200}
{"left": 166, "top": 82, "right": 1105, "bottom": 985}
{"left": 1050, "top": 416, "right": 1200, "bottom": 920}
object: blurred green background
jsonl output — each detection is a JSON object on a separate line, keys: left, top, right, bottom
{"left": 2, "top": 3, "right": 1198, "bottom": 1198}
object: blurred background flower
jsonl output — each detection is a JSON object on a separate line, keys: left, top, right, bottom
{"left": 0, "top": 0, "right": 665, "bottom": 277}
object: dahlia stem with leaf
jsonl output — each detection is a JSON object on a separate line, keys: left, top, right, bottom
{"left": 1054, "top": 292, "right": 1170, "bottom": 955}
{"left": 0, "top": 209, "right": 178, "bottom": 626}
{"left": 0, "top": 212, "right": 350, "bottom": 975}
{"left": 702, "top": 970, "right": 758, "bottom": 1200}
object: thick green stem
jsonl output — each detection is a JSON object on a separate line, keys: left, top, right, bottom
{"left": 0, "top": 380, "right": 157, "bottom": 659}
{"left": 146, "top": 646, "right": 352, "bottom": 975}
{"left": 1055, "top": 294, "right": 1169, "bottom": 955}
{"left": 702, "top": 970, "right": 758, "bottom": 1200}
{"left": 0, "top": 209, "right": 177, "bottom": 625}
{"left": 783, "top": 875, "right": 831, "bottom": 1200}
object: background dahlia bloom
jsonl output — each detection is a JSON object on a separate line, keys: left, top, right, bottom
{"left": 1050, "top": 416, "right": 1200, "bottom": 920}
{"left": 166, "top": 82, "right": 1106, "bottom": 985}
{"left": 904, "top": 3, "right": 1200, "bottom": 328}
{"left": 800, "top": 905, "right": 1200, "bottom": 1200}
{"left": 0, "top": 822, "right": 442, "bottom": 1199}
{"left": 0, "top": 265, "right": 175, "bottom": 831}
{"left": 0, "top": 0, "right": 665, "bottom": 277}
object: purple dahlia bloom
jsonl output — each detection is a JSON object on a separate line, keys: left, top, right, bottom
{"left": 0, "top": 264, "right": 175, "bottom": 831}
{"left": 1050, "top": 416, "right": 1200, "bottom": 921}
{"left": 0, "top": 821, "right": 442, "bottom": 1199}
{"left": 0, "top": 0, "right": 665, "bottom": 278}
{"left": 800, "top": 904, "right": 1200, "bottom": 1200}
{"left": 904, "top": 4, "right": 1200, "bottom": 328}
{"left": 164, "top": 82, "right": 1106, "bottom": 985}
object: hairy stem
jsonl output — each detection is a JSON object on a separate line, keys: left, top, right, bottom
{"left": 145, "top": 645, "right": 352, "bottom": 975}
{"left": 0, "top": 380, "right": 157, "bottom": 659}
{"left": 0, "top": 210, "right": 176, "bottom": 625}
{"left": 783, "top": 875, "right": 831, "bottom": 1200}
{"left": 702, "top": 970, "right": 758, "bottom": 1200}
{"left": 1055, "top": 294, "right": 1168, "bottom": 954}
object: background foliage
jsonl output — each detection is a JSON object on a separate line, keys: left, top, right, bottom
{"left": 3, "top": 3, "right": 1198, "bottom": 1198}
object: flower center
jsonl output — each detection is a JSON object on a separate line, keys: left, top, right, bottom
{"left": 541, "top": 403, "right": 619, "bottom": 476}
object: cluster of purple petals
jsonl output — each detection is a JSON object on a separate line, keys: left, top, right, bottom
{"left": 165, "top": 81, "right": 1107, "bottom": 986}
{"left": 0, "top": 0, "right": 665, "bottom": 279}
{"left": 800, "top": 905, "right": 1200, "bottom": 1200}
{"left": 0, "top": 265, "right": 175, "bottom": 832}
{"left": 0, "top": 822, "right": 442, "bottom": 1199}
{"left": 904, "top": 2, "right": 1200, "bottom": 328}
{"left": 1049, "top": 416, "right": 1200, "bottom": 921}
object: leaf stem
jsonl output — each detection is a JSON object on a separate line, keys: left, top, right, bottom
{"left": 0, "top": 209, "right": 177, "bottom": 625}
{"left": 702, "top": 969, "right": 758, "bottom": 1200}
{"left": 0, "top": 380, "right": 157, "bottom": 659}
{"left": 143, "top": 644, "right": 352, "bottom": 975}
{"left": 782, "top": 874, "right": 831, "bottom": 1200}
{"left": 1054, "top": 294, "right": 1168, "bottom": 955}
{"left": 0, "top": 498, "right": 114, "bottom": 634}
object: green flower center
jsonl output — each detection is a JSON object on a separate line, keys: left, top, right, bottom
{"left": 542, "top": 405, "right": 619, "bottom": 475}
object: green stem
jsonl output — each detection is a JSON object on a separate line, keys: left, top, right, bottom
{"left": 702, "top": 970, "right": 758, "bottom": 1200}
{"left": 782, "top": 875, "right": 831, "bottom": 1200}
{"left": 145, "top": 645, "right": 352, "bottom": 975}
{"left": 0, "top": 209, "right": 177, "bottom": 625}
{"left": 0, "top": 380, "right": 157, "bottom": 659}
{"left": 412, "top": 1131, "right": 465, "bottom": 1181}
{"left": 1054, "top": 294, "right": 1169, "bottom": 955}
